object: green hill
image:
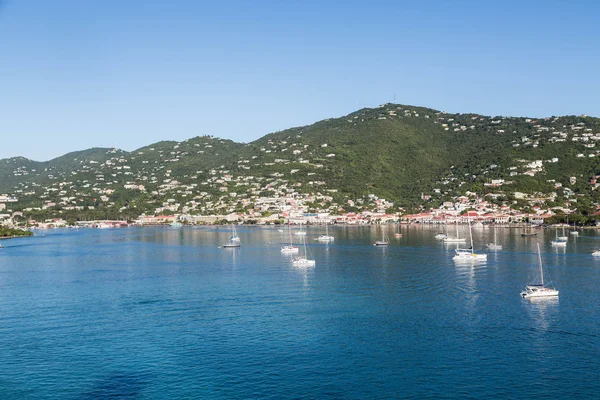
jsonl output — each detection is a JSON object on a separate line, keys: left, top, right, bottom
{"left": 1, "top": 103, "right": 600, "bottom": 220}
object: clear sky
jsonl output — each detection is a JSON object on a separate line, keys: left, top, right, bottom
{"left": 1, "top": 0, "right": 599, "bottom": 161}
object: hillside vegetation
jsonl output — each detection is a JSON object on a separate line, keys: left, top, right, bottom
{"left": 1, "top": 103, "right": 599, "bottom": 220}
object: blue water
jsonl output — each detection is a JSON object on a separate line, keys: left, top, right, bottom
{"left": 1, "top": 226, "right": 599, "bottom": 399}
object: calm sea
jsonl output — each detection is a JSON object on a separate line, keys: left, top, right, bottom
{"left": 1, "top": 225, "right": 599, "bottom": 399}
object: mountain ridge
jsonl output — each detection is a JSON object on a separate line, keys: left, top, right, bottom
{"left": 1, "top": 103, "right": 600, "bottom": 222}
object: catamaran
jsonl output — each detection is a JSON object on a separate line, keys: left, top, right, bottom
{"left": 453, "top": 220, "right": 487, "bottom": 261}
{"left": 521, "top": 243, "right": 559, "bottom": 298}
{"left": 292, "top": 236, "right": 316, "bottom": 267}
{"left": 443, "top": 223, "right": 467, "bottom": 243}
{"left": 486, "top": 226, "right": 502, "bottom": 250}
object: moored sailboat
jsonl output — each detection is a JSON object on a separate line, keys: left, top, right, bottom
{"left": 453, "top": 219, "right": 487, "bottom": 261}
{"left": 521, "top": 243, "right": 559, "bottom": 298}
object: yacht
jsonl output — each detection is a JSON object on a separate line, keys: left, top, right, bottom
{"left": 229, "top": 225, "right": 240, "bottom": 243}
{"left": 316, "top": 223, "right": 334, "bottom": 242}
{"left": 453, "top": 220, "right": 487, "bottom": 261}
{"left": 521, "top": 244, "right": 559, "bottom": 298}
{"left": 373, "top": 229, "right": 390, "bottom": 246}
{"left": 434, "top": 232, "right": 448, "bottom": 240}
{"left": 592, "top": 250, "right": 600, "bottom": 257}
{"left": 281, "top": 224, "right": 299, "bottom": 254}
{"left": 551, "top": 229, "right": 567, "bottom": 247}
{"left": 486, "top": 227, "right": 502, "bottom": 250}
{"left": 292, "top": 236, "right": 316, "bottom": 267}
{"left": 443, "top": 224, "right": 467, "bottom": 243}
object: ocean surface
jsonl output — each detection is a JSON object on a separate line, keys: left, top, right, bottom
{"left": 1, "top": 225, "right": 599, "bottom": 399}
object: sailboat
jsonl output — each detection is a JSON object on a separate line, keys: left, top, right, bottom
{"left": 281, "top": 223, "right": 299, "bottom": 254}
{"left": 230, "top": 225, "right": 240, "bottom": 242}
{"left": 373, "top": 228, "right": 390, "bottom": 246}
{"left": 557, "top": 225, "right": 568, "bottom": 241}
{"left": 316, "top": 222, "right": 334, "bottom": 242}
{"left": 222, "top": 225, "right": 241, "bottom": 248}
{"left": 486, "top": 226, "right": 502, "bottom": 250}
{"left": 551, "top": 228, "right": 567, "bottom": 247}
{"left": 521, "top": 224, "right": 538, "bottom": 237}
{"left": 592, "top": 249, "right": 600, "bottom": 257}
{"left": 292, "top": 235, "right": 316, "bottom": 266}
{"left": 453, "top": 219, "right": 487, "bottom": 261}
{"left": 521, "top": 243, "right": 559, "bottom": 298}
{"left": 443, "top": 223, "right": 467, "bottom": 243}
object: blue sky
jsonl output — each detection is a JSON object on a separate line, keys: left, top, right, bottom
{"left": 1, "top": 0, "right": 599, "bottom": 161}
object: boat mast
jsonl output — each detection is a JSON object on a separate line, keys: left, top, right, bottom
{"left": 469, "top": 219, "right": 474, "bottom": 254}
{"left": 537, "top": 243, "right": 544, "bottom": 286}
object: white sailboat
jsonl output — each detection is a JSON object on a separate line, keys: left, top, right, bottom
{"left": 592, "top": 249, "right": 600, "bottom": 257}
{"left": 230, "top": 225, "right": 240, "bottom": 242}
{"left": 453, "top": 219, "right": 487, "bottom": 261}
{"left": 222, "top": 225, "right": 241, "bottom": 248}
{"left": 373, "top": 229, "right": 390, "bottom": 246}
{"left": 557, "top": 225, "right": 568, "bottom": 241}
{"left": 551, "top": 228, "right": 567, "bottom": 247}
{"left": 486, "top": 227, "right": 502, "bottom": 250}
{"left": 521, "top": 243, "right": 559, "bottom": 298}
{"left": 281, "top": 223, "right": 299, "bottom": 254}
{"left": 443, "top": 223, "right": 467, "bottom": 243}
{"left": 292, "top": 235, "right": 316, "bottom": 267}
{"left": 434, "top": 226, "right": 448, "bottom": 240}
{"left": 316, "top": 222, "right": 334, "bottom": 242}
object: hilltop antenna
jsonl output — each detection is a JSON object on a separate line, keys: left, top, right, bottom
{"left": 393, "top": 94, "right": 396, "bottom": 103}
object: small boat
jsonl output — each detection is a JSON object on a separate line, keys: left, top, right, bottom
{"left": 570, "top": 230, "right": 579, "bottom": 236}
{"left": 277, "top": 229, "right": 284, "bottom": 233}
{"left": 316, "top": 223, "right": 334, "bottom": 242}
{"left": 592, "top": 250, "right": 600, "bottom": 257}
{"left": 229, "top": 225, "right": 240, "bottom": 242}
{"left": 282, "top": 223, "right": 299, "bottom": 254}
{"left": 292, "top": 236, "right": 315, "bottom": 267}
{"left": 170, "top": 221, "right": 183, "bottom": 228}
{"left": 521, "top": 244, "right": 559, "bottom": 298}
{"left": 434, "top": 232, "right": 448, "bottom": 240}
{"left": 557, "top": 226, "right": 568, "bottom": 241}
{"left": 373, "top": 229, "right": 390, "bottom": 246}
{"left": 486, "top": 227, "right": 502, "bottom": 250}
{"left": 453, "top": 220, "right": 487, "bottom": 261}
{"left": 443, "top": 224, "right": 467, "bottom": 243}
{"left": 222, "top": 241, "right": 241, "bottom": 248}
{"left": 551, "top": 228, "right": 567, "bottom": 247}
{"left": 295, "top": 230, "right": 307, "bottom": 236}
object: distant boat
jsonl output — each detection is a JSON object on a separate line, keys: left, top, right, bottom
{"left": 295, "top": 230, "right": 307, "bottom": 236}
{"left": 453, "top": 219, "right": 487, "bottom": 261}
{"left": 292, "top": 236, "right": 315, "bottom": 267}
{"left": 229, "top": 225, "right": 240, "bottom": 242}
{"left": 316, "top": 222, "right": 334, "bottom": 242}
{"left": 374, "top": 229, "right": 390, "bottom": 246}
{"left": 486, "top": 227, "right": 502, "bottom": 250}
{"left": 592, "top": 250, "right": 600, "bottom": 257}
{"left": 521, "top": 224, "right": 538, "bottom": 237}
{"left": 551, "top": 228, "right": 567, "bottom": 247}
{"left": 434, "top": 232, "right": 448, "bottom": 240}
{"left": 521, "top": 244, "right": 559, "bottom": 298}
{"left": 394, "top": 224, "right": 402, "bottom": 238}
{"left": 222, "top": 225, "right": 241, "bottom": 248}
{"left": 170, "top": 221, "right": 183, "bottom": 228}
{"left": 281, "top": 223, "right": 299, "bottom": 254}
{"left": 443, "top": 224, "right": 467, "bottom": 243}
{"left": 570, "top": 230, "right": 579, "bottom": 236}
{"left": 557, "top": 226, "right": 568, "bottom": 241}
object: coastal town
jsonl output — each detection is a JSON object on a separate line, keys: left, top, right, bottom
{"left": 1, "top": 104, "right": 600, "bottom": 230}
